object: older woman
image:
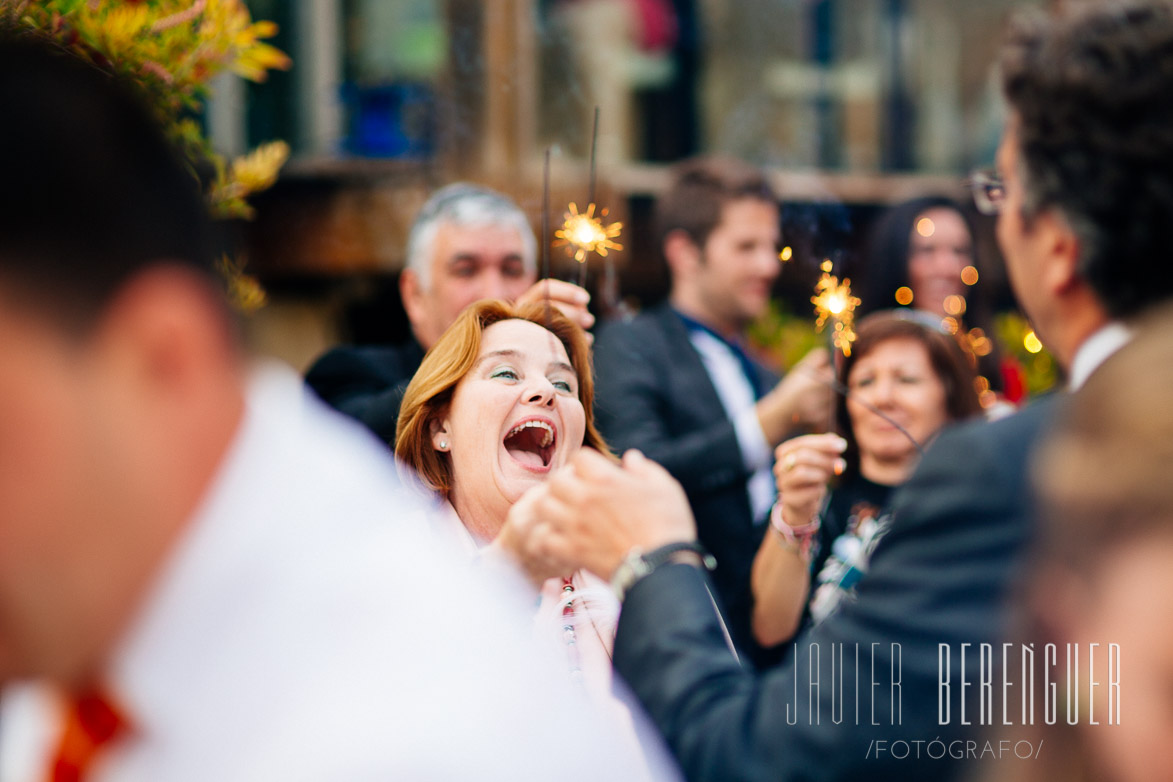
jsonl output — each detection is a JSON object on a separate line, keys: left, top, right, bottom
{"left": 751, "top": 311, "right": 982, "bottom": 647}
{"left": 396, "top": 299, "right": 620, "bottom": 692}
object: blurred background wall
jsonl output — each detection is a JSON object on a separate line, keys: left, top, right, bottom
{"left": 213, "top": 0, "right": 1042, "bottom": 371}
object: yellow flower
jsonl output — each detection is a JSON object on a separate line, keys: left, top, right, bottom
{"left": 218, "top": 255, "right": 268, "bottom": 313}
{"left": 99, "top": 4, "right": 150, "bottom": 50}
{"left": 231, "top": 41, "right": 291, "bottom": 81}
{"left": 229, "top": 140, "right": 290, "bottom": 195}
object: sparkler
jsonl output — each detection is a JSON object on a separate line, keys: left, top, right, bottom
{"left": 810, "top": 259, "right": 860, "bottom": 356}
{"left": 554, "top": 106, "right": 623, "bottom": 287}
{"left": 554, "top": 201, "right": 623, "bottom": 269}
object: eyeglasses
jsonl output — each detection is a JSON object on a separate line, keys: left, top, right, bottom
{"left": 966, "top": 169, "right": 1006, "bottom": 216}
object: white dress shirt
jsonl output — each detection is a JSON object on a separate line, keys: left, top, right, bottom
{"left": 686, "top": 329, "right": 776, "bottom": 524}
{"left": 1069, "top": 321, "right": 1131, "bottom": 390}
{"left": 0, "top": 363, "right": 654, "bottom": 782}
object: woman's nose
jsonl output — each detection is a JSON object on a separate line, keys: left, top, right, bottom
{"left": 476, "top": 268, "right": 510, "bottom": 301}
{"left": 525, "top": 379, "right": 556, "bottom": 406}
{"left": 867, "top": 377, "right": 896, "bottom": 405}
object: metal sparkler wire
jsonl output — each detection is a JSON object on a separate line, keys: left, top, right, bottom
{"left": 588, "top": 105, "right": 599, "bottom": 208}
{"left": 542, "top": 147, "right": 552, "bottom": 331}
{"left": 795, "top": 364, "right": 928, "bottom": 459}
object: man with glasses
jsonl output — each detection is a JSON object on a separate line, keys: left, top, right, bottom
{"left": 510, "top": 2, "right": 1173, "bottom": 780}
{"left": 966, "top": 170, "right": 1005, "bottom": 218}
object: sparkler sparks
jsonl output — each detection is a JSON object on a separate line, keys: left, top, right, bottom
{"left": 811, "top": 260, "right": 860, "bottom": 356}
{"left": 554, "top": 202, "right": 623, "bottom": 264}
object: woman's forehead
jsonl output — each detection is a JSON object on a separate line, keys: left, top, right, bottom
{"left": 480, "top": 319, "right": 571, "bottom": 364}
{"left": 852, "top": 336, "right": 931, "bottom": 366}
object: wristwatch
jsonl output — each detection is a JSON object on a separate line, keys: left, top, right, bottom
{"left": 610, "top": 541, "right": 717, "bottom": 602}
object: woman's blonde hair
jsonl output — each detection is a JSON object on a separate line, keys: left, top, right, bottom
{"left": 395, "top": 299, "right": 611, "bottom": 493}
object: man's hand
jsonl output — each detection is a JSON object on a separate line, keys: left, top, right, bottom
{"left": 489, "top": 485, "right": 570, "bottom": 588}
{"left": 517, "top": 449, "right": 697, "bottom": 581}
{"left": 757, "top": 348, "right": 835, "bottom": 445}
{"left": 515, "top": 279, "right": 595, "bottom": 342}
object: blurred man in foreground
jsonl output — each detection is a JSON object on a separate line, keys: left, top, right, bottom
{"left": 0, "top": 31, "right": 651, "bottom": 782}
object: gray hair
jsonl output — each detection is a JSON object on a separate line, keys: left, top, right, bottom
{"left": 405, "top": 183, "right": 537, "bottom": 291}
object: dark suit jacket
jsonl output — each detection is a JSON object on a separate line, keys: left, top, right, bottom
{"left": 593, "top": 303, "right": 780, "bottom": 667}
{"left": 304, "top": 340, "right": 426, "bottom": 446}
{"left": 613, "top": 396, "right": 1061, "bottom": 782}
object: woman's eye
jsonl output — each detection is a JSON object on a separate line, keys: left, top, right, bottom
{"left": 490, "top": 368, "right": 519, "bottom": 381}
{"left": 552, "top": 379, "right": 574, "bottom": 393}
{"left": 852, "top": 376, "right": 875, "bottom": 389}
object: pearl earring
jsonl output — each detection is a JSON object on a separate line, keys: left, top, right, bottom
{"left": 439, "top": 439, "right": 449, "bottom": 451}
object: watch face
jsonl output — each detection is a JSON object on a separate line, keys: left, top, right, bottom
{"left": 610, "top": 549, "right": 650, "bottom": 600}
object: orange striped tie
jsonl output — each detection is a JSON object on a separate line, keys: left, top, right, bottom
{"left": 46, "top": 689, "right": 128, "bottom": 782}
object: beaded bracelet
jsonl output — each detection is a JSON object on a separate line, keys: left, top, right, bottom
{"left": 769, "top": 503, "right": 820, "bottom": 560}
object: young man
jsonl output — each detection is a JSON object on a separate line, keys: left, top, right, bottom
{"left": 0, "top": 32, "right": 656, "bottom": 782}
{"left": 591, "top": 157, "right": 831, "bottom": 667}
{"left": 515, "top": 2, "right": 1173, "bottom": 779}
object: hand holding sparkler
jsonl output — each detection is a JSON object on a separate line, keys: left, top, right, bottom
{"left": 773, "top": 433, "right": 850, "bottom": 527}
{"left": 517, "top": 278, "right": 595, "bottom": 341}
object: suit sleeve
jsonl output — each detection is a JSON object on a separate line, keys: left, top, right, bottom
{"left": 613, "top": 405, "right": 1053, "bottom": 782}
{"left": 592, "top": 319, "right": 750, "bottom": 495}
{"left": 304, "top": 348, "right": 409, "bottom": 445}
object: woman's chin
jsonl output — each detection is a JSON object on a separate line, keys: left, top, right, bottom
{"left": 497, "top": 460, "right": 549, "bottom": 498}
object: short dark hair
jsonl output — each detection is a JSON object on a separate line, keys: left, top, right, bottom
{"left": 1000, "top": 0, "right": 1173, "bottom": 319}
{"left": 835, "top": 310, "right": 982, "bottom": 475}
{"left": 0, "top": 30, "right": 216, "bottom": 329}
{"left": 654, "top": 156, "right": 777, "bottom": 254}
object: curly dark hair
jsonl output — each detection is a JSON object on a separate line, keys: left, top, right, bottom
{"left": 1000, "top": 0, "right": 1173, "bottom": 319}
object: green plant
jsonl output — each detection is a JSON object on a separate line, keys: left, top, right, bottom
{"left": 746, "top": 299, "right": 824, "bottom": 372}
{"left": 995, "top": 311, "right": 1059, "bottom": 396}
{"left": 4, "top": 0, "right": 292, "bottom": 309}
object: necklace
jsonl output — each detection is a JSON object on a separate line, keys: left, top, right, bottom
{"left": 561, "top": 577, "right": 584, "bottom": 683}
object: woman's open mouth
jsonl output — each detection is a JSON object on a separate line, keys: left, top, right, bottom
{"left": 503, "top": 418, "right": 557, "bottom": 471}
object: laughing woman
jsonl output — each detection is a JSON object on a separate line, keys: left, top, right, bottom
{"left": 395, "top": 299, "right": 620, "bottom": 691}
